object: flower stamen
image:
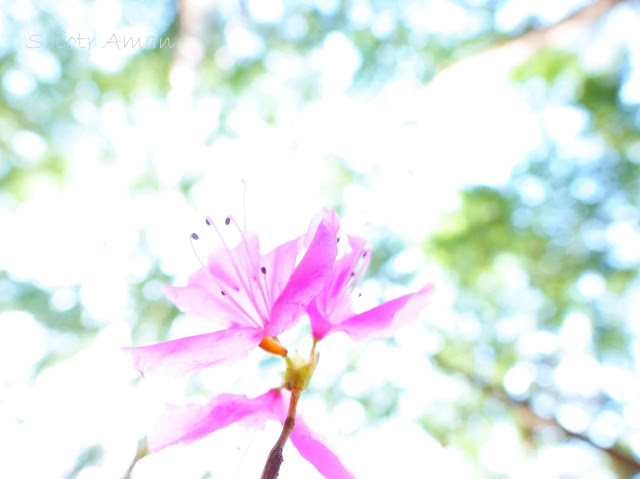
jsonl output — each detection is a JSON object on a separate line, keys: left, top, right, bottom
{"left": 258, "top": 336, "right": 288, "bottom": 356}
{"left": 228, "top": 216, "right": 272, "bottom": 314}
{"left": 205, "top": 215, "right": 267, "bottom": 325}
{"left": 189, "top": 233, "right": 207, "bottom": 269}
{"left": 260, "top": 265, "right": 274, "bottom": 306}
{"left": 190, "top": 230, "right": 262, "bottom": 327}
{"left": 323, "top": 240, "right": 365, "bottom": 310}
{"left": 347, "top": 249, "right": 370, "bottom": 293}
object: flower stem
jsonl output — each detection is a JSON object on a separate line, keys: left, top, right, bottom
{"left": 260, "top": 388, "right": 301, "bottom": 479}
{"left": 122, "top": 437, "right": 148, "bottom": 479}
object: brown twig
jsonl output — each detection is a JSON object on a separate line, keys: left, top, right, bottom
{"left": 260, "top": 388, "right": 301, "bottom": 479}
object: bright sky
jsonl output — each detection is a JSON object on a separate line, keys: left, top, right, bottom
{"left": 1, "top": 0, "right": 640, "bottom": 478}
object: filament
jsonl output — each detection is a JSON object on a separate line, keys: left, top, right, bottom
{"left": 228, "top": 216, "right": 271, "bottom": 312}
{"left": 190, "top": 230, "right": 261, "bottom": 327}
{"left": 206, "top": 215, "right": 267, "bottom": 324}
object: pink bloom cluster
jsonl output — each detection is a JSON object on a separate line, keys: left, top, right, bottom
{"left": 125, "top": 209, "right": 433, "bottom": 478}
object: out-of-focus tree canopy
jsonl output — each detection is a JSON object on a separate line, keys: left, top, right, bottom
{"left": 429, "top": 55, "right": 640, "bottom": 476}
{"left": 1, "top": 0, "right": 640, "bottom": 478}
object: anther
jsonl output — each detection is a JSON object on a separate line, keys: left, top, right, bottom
{"left": 191, "top": 233, "right": 199, "bottom": 240}
{"left": 362, "top": 251, "right": 366, "bottom": 258}
{"left": 259, "top": 337, "right": 288, "bottom": 356}
{"left": 358, "top": 292, "right": 362, "bottom": 297}
{"left": 261, "top": 266, "right": 267, "bottom": 274}
{"left": 337, "top": 237, "right": 340, "bottom": 243}
{"left": 221, "top": 290, "right": 226, "bottom": 296}
{"left": 225, "top": 217, "right": 231, "bottom": 226}
{"left": 206, "top": 218, "right": 211, "bottom": 225}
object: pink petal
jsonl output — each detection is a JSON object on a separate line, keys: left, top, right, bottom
{"left": 310, "top": 235, "right": 373, "bottom": 339}
{"left": 307, "top": 300, "right": 335, "bottom": 341}
{"left": 268, "top": 389, "right": 355, "bottom": 479}
{"left": 166, "top": 231, "right": 266, "bottom": 328}
{"left": 334, "top": 237, "right": 367, "bottom": 289}
{"left": 260, "top": 236, "right": 303, "bottom": 306}
{"left": 265, "top": 221, "right": 338, "bottom": 336}
{"left": 304, "top": 208, "right": 341, "bottom": 247}
{"left": 321, "top": 236, "right": 367, "bottom": 311}
{"left": 290, "top": 416, "right": 356, "bottom": 479}
{"left": 148, "top": 390, "right": 279, "bottom": 451}
{"left": 334, "top": 284, "right": 435, "bottom": 340}
{"left": 123, "top": 327, "right": 263, "bottom": 378}
{"left": 206, "top": 232, "right": 261, "bottom": 288}
{"left": 164, "top": 268, "right": 261, "bottom": 329}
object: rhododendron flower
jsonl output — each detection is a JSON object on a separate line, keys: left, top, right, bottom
{"left": 124, "top": 214, "right": 338, "bottom": 378}
{"left": 308, "top": 233, "right": 434, "bottom": 341}
{"left": 126, "top": 208, "right": 434, "bottom": 479}
{"left": 149, "top": 388, "right": 354, "bottom": 479}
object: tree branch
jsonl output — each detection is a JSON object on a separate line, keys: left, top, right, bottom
{"left": 490, "top": 0, "right": 627, "bottom": 57}
{"left": 434, "top": 356, "right": 640, "bottom": 475}
{"left": 426, "top": 0, "right": 627, "bottom": 93}
{"left": 260, "top": 388, "right": 301, "bottom": 479}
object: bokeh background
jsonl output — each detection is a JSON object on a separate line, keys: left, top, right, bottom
{"left": 2, "top": 0, "right": 640, "bottom": 477}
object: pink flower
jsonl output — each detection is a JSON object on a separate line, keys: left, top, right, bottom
{"left": 308, "top": 233, "right": 434, "bottom": 341}
{"left": 124, "top": 214, "right": 339, "bottom": 378}
{"left": 148, "top": 388, "right": 355, "bottom": 479}
{"left": 126, "top": 208, "right": 433, "bottom": 479}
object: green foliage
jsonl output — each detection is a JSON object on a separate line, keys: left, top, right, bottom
{"left": 426, "top": 41, "right": 640, "bottom": 475}
{"left": 0, "top": 272, "right": 89, "bottom": 334}
{"left": 511, "top": 48, "right": 581, "bottom": 84}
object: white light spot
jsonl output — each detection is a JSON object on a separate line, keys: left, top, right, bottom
{"left": 557, "top": 403, "right": 591, "bottom": 434}
{"left": 247, "top": 0, "right": 284, "bottom": 23}
{"left": 503, "top": 361, "right": 536, "bottom": 399}
{"left": 11, "top": 131, "right": 47, "bottom": 165}
{"left": 314, "top": 32, "right": 362, "bottom": 93}
{"left": 313, "top": 0, "right": 340, "bottom": 16}
{"left": 0, "top": 311, "right": 46, "bottom": 386}
{"left": 554, "top": 352, "right": 599, "bottom": 396}
{"left": 570, "top": 177, "right": 603, "bottom": 203}
{"left": 224, "top": 21, "right": 264, "bottom": 60}
{"left": 340, "top": 371, "right": 366, "bottom": 397}
{"left": 599, "top": 364, "right": 638, "bottom": 402}
{"left": 19, "top": 49, "right": 61, "bottom": 83}
{"left": 518, "top": 175, "right": 547, "bottom": 206}
{"left": 588, "top": 410, "right": 624, "bottom": 448}
{"left": 2, "top": 69, "right": 36, "bottom": 97}
{"left": 50, "top": 288, "right": 78, "bottom": 312}
{"left": 372, "top": 11, "right": 396, "bottom": 39}
{"left": 606, "top": 220, "right": 640, "bottom": 267}
{"left": 332, "top": 400, "right": 366, "bottom": 434}
{"left": 558, "top": 312, "right": 592, "bottom": 352}
{"left": 575, "top": 271, "right": 606, "bottom": 299}
{"left": 348, "top": 0, "right": 373, "bottom": 29}
{"left": 517, "top": 330, "right": 558, "bottom": 357}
